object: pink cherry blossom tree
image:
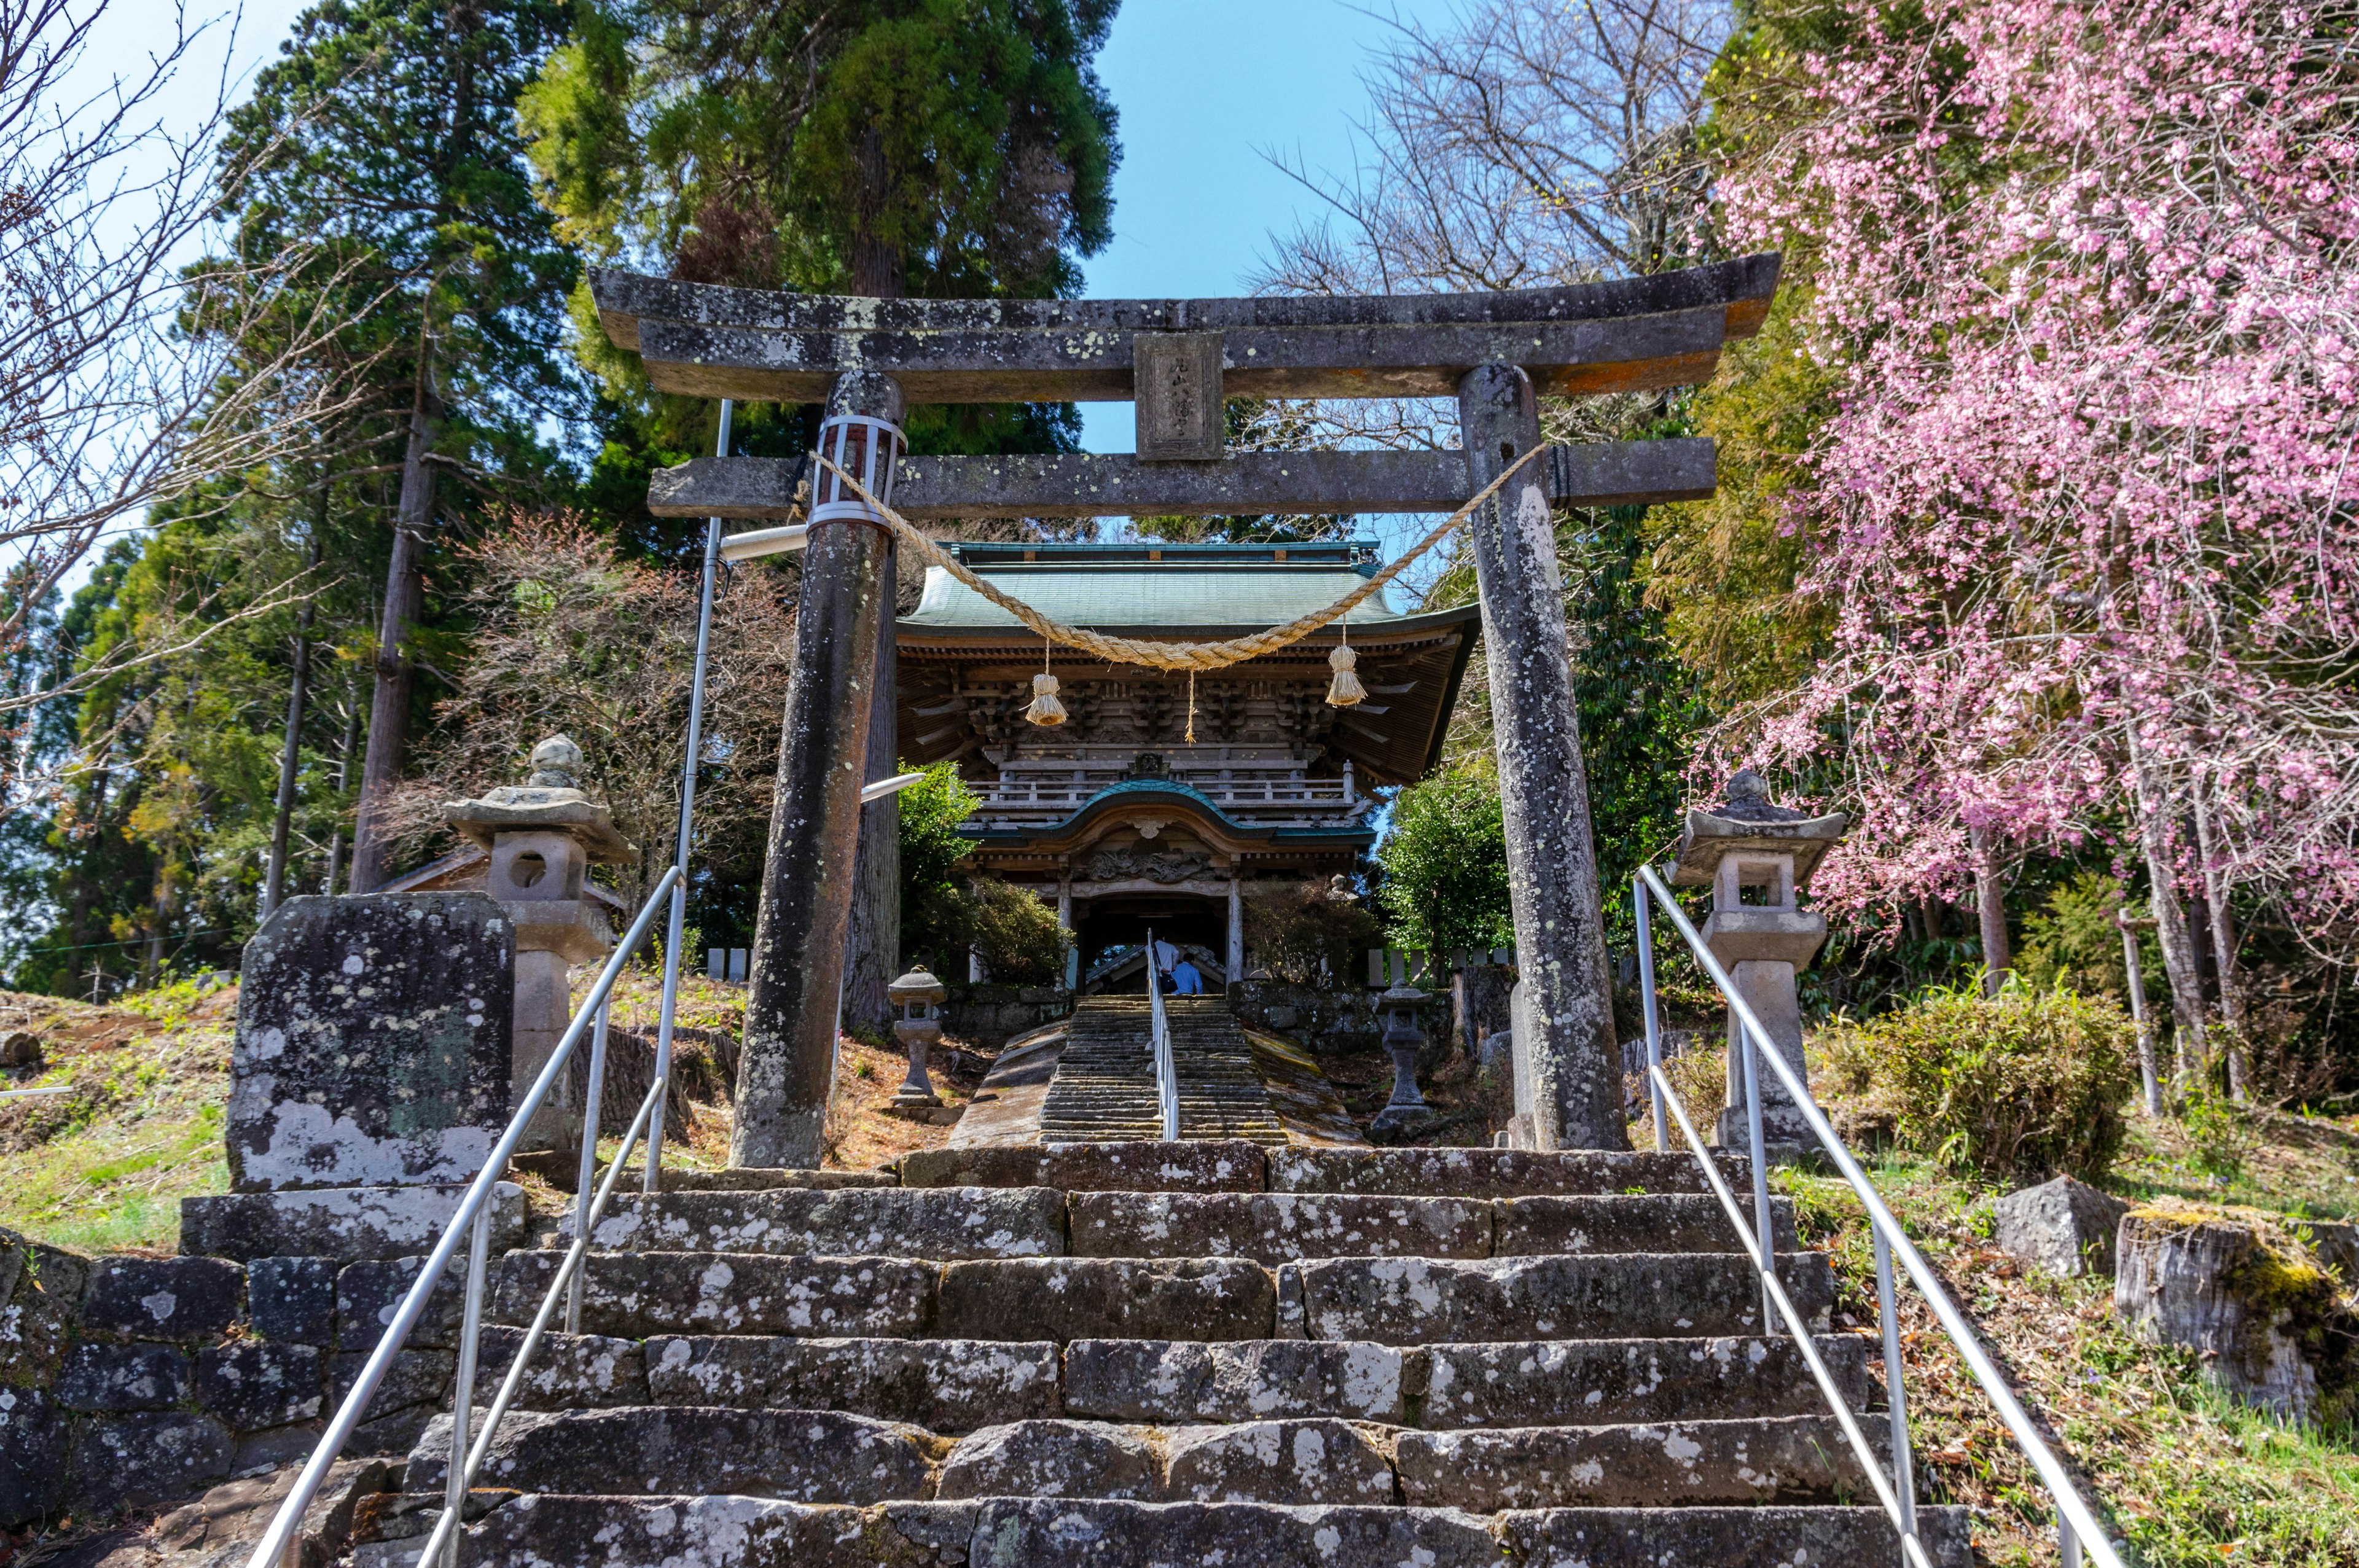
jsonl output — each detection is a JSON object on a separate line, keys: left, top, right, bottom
{"left": 1707, "top": 0, "right": 2359, "bottom": 1092}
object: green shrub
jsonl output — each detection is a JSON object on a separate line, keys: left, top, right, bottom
{"left": 2180, "top": 1089, "right": 2257, "bottom": 1177}
{"left": 1374, "top": 772, "right": 1514, "bottom": 954}
{"left": 965, "top": 878, "right": 1070, "bottom": 987}
{"left": 1817, "top": 979, "right": 2138, "bottom": 1183}
{"left": 898, "top": 760, "right": 981, "bottom": 971}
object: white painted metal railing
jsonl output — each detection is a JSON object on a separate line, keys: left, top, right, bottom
{"left": 1146, "top": 927, "right": 1180, "bottom": 1141}
{"left": 1634, "top": 863, "right": 2122, "bottom": 1568}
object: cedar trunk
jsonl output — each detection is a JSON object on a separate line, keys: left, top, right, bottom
{"left": 350, "top": 395, "right": 436, "bottom": 894}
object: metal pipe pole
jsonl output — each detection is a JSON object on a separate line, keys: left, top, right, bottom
{"left": 1635, "top": 877, "right": 1667, "bottom": 1152}
{"left": 440, "top": 1207, "right": 490, "bottom": 1566}
{"left": 1874, "top": 1224, "right": 1919, "bottom": 1543}
{"left": 647, "top": 399, "right": 732, "bottom": 1190}
{"left": 566, "top": 996, "right": 611, "bottom": 1333}
{"left": 1740, "top": 1010, "right": 1778, "bottom": 1334}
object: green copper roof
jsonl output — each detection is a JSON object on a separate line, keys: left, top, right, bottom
{"left": 904, "top": 540, "right": 1408, "bottom": 631}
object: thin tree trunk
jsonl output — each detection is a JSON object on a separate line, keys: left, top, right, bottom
{"left": 2128, "top": 733, "right": 2208, "bottom": 1092}
{"left": 1968, "top": 823, "right": 2011, "bottom": 998}
{"left": 261, "top": 526, "right": 325, "bottom": 921}
{"left": 65, "top": 758, "right": 111, "bottom": 991}
{"left": 350, "top": 386, "right": 436, "bottom": 894}
{"left": 322, "top": 701, "right": 361, "bottom": 896}
{"left": 2189, "top": 786, "right": 2249, "bottom": 1101}
{"left": 849, "top": 124, "right": 904, "bottom": 298}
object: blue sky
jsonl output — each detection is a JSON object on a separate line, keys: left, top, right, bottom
{"left": 1071, "top": 0, "right": 1453, "bottom": 453}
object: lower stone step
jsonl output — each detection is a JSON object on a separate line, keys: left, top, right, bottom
{"left": 893, "top": 1143, "right": 1753, "bottom": 1199}
{"left": 452, "top": 1329, "right": 1864, "bottom": 1433}
{"left": 493, "top": 1250, "right": 1827, "bottom": 1345}
{"left": 573, "top": 1185, "right": 1065, "bottom": 1259}
{"left": 1295, "top": 1254, "right": 1834, "bottom": 1343}
{"left": 412, "top": 1405, "right": 1890, "bottom": 1510}
{"left": 456, "top": 1496, "right": 1972, "bottom": 1567}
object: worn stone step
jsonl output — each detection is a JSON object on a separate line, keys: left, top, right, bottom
{"left": 938, "top": 1257, "right": 1277, "bottom": 1342}
{"left": 458, "top": 1496, "right": 1973, "bottom": 1567}
{"left": 646, "top": 1336, "right": 1060, "bottom": 1433}
{"left": 496, "top": 1249, "right": 1827, "bottom": 1346}
{"left": 572, "top": 1186, "right": 1065, "bottom": 1258}
{"left": 563, "top": 1329, "right": 1860, "bottom": 1433}
{"left": 1417, "top": 1335, "right": 1867, "bottom": 1427}
{"left": 1062, "top": 1334, "right": 1863, "bottom": 1427}
{"left": 407, "top": 1406, "right": 940, "bottom": 1505}
{"left": 901, "top": 1141, "right": 1267, "bottom": 1193}
{"left": 1394, "top": 1415, "right": 1879, "bottom": 1508}
{"left": 493, "top": 1252, "right": 934, "bottom": 1339}
{"left": 1067, "top": 1192, "right": 1793, "bottom": 1264}
{"left": 650, "top": 1169, "right": 898, "bottom": 1192}
{"left": 410, "top": 1405, "right": 1883, "bottom": 1513}
{"left": 935, "top": 1416, "right": 1398, "bottom": 1506}
{"left": 1271, "top": 1147, "right": 1748, "bottom": 1198}
{"left": 1296, "top": 1254, "right": 1833, "bottom": 1343}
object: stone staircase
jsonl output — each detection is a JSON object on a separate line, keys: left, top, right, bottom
{"left": 385, "top": 1142, "right": 1966, "bottom": 1567}
{"left": 1037, "top": 997, "right": 1287, "bottom": 1145}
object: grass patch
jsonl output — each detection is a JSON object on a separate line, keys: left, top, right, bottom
{"left": 1781, "top": 1155, "right": 2359, "bottom": 1564}
{"left": 4, "top": 1090, "right": 229, "bottom": 1253}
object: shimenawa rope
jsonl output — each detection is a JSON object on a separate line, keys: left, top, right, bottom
{"left": 808, "top": 440, "right": 1552, "bottom": 677}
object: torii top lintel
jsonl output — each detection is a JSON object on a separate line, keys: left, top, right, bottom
{"left": 588, "top": 254, "right": 1780, "bottom": 406}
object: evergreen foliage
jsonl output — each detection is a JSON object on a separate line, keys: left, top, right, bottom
{"left": 1375, "top": 773, "right": 1515, "bottom": 956}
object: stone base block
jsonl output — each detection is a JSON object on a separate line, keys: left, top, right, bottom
{"left": 181, "top": 1184, "right": 526, "bottom": 1263}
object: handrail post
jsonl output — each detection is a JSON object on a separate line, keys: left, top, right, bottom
{"left": 648, "top": 399, "right": 731, "bottom": 1191}
{"left": 1634, "top": 875, "right": 1667, "bottom": 1153}
{"left": 441, "top": 1207, "right": 490, "bottom": 1565}
{"left": 566, "top": 995, "right": 611, "bottom": 1335}
{"left": 2060, "top": 1508, "right": 2083, "bottom": 1567}
{"left": 1738, "top": 996, "right": 1777, "bottom": 1334}
{"left": 1874, "top": 1221, "right": 1919, "bottom": 1544}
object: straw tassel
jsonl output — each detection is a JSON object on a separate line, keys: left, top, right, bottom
{"left": 1027, "top": 670, "right": 1068, "bottom": 727}
{"left": 1326, "top": 636, "right": 1366, "bottom": 708}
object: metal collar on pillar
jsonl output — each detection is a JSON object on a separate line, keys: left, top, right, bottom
{"left": 809, "top": 413, "right": 906, "bottom": 527}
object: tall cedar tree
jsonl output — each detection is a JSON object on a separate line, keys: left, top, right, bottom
{"left": 521, "top": 0, "right": 1121, "bottom": 1025}
{"left": 220, "top": 0, "right": 582, "bottom": 893}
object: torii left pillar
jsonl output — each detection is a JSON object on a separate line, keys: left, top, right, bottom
{"left": 734, "top": 371, "right": 902, "bottom": 1168}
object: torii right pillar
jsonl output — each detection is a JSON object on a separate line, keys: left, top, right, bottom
{"left": 1459, "top": 364, "right": 1627, "bottom": 1150}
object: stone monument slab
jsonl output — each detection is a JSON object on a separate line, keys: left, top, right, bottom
{"left": 228, "top": 894, "right": 513, "bottom": 1193}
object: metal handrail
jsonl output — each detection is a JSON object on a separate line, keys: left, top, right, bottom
{"left": 1146, "top": 927, "right": 1180, "bottom": 1141}
{"left": 240, "top": 864, "right": 681, "bottom": 1568}
{"left": 1635, "top": 864, "right": 2123, "bottom": 1568}
{"left": 1646, "top": 1058, "right": 1936, "bottom": 1568}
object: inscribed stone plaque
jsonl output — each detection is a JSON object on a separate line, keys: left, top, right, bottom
{"left": 228, "top": 894, "right": 514, "bottom": 1193}
{"left": 1133, "top": 332, "right": 1225, "bottom": 461}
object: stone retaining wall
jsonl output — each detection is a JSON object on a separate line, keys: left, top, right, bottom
{"left": 942, "top": 983, "right": 1072, "bottom": 1047}
{"left": 0, "top": 1195, "right": 527, "bottom": 1527}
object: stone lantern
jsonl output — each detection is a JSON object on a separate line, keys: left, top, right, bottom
{"left": 887, "top": 965, "right": 949, "bottom": 1109}
{"left": 444, "top": 735, "right": 638, "bottom": 1153}
{"left": 1371, "top": 979, "right": 1433, "bottom": 1136}
{"left": 1670, "top": 770, "right": 1847, "bottom": 1160}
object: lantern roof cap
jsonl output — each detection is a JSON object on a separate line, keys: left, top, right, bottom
{"left": 888, "top": 966, "right": 949, "bottom": 1005}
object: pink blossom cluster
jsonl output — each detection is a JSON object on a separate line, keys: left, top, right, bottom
{"left": 1710, "top": 0, "right": 2359, "bottom": 947}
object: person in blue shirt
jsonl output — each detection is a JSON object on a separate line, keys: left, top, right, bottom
{"left": 1172, "top": 956, "right": 1205, "bottom": 995}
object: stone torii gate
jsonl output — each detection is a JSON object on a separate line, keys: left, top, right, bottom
{"left": 590, "top": 255, "right": 1780, "bottom": 1167}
